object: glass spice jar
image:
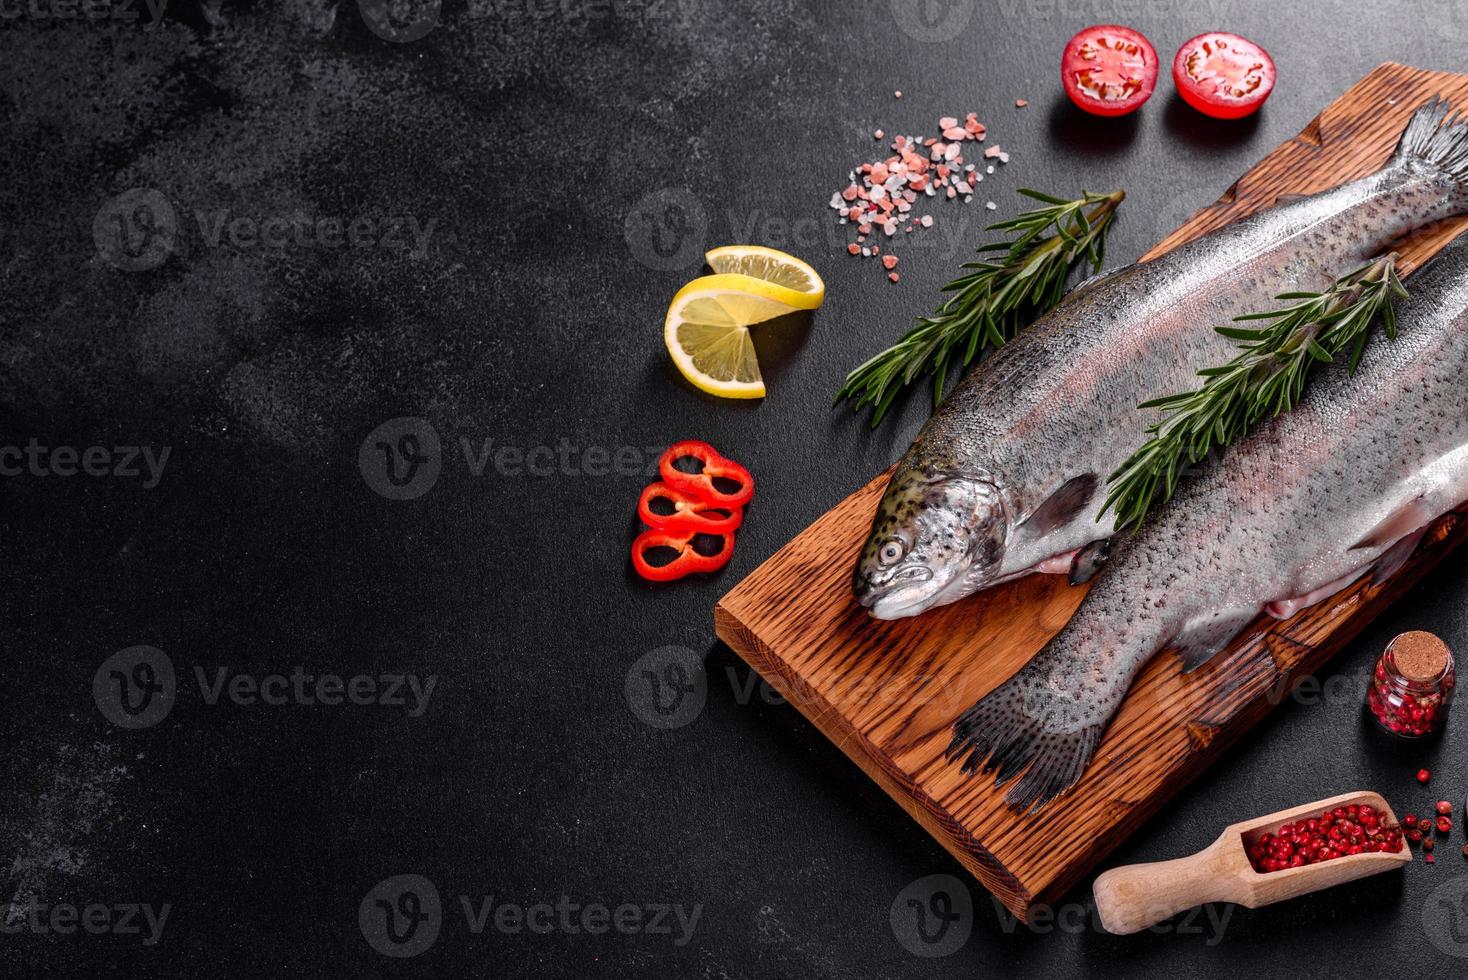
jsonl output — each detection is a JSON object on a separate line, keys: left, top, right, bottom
{"left": 1368, "top": 631, "right": 1455, "bottom": 738}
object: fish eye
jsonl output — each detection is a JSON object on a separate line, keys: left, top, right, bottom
{"left": 878, "top": 540, "right": 905, "bottom": 566}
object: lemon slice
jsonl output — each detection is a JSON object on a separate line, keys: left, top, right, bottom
{"left": 664, "top": 275, "right": 798, "bottom": 399}
{"left": 705, "top": 245, "right": 825, "bottom": 310}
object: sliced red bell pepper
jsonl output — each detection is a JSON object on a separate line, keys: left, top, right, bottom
{"left": 637, "top": 482, "right": 744, "bottom": 534}
{"left": 657, "top": 440, "right": 754, "bottom": 508}
{"left": 631, "top": 527, "right": 734, "bottom": 582}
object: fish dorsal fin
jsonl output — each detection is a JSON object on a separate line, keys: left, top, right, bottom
{"left": 1018, "top": 474, "right": 1098, "bottom": 538}
{"left": 1170, "top": 608, "right": 1258, "bottom": 673}
{"left": 1069, "top": 266, "right": 1123, "bottom": 296}
{"left": 1350, "top": 496, "right": 1434, "bottom": 550}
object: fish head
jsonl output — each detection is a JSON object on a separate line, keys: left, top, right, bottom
{"left": 853, "top": 468, "right": 1008, "bottom": 619}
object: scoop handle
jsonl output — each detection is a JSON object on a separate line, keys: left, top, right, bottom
{"left": 1093, "top": 837, "right": 1242, "bottom": 935}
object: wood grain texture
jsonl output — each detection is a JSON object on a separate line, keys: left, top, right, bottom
{"left": 714, "top": 63, "right": 1468, "bottom": 923}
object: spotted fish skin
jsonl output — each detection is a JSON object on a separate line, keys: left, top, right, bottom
{"left": 854, "top": 99, "right": 1468, "bottom": 621}
{"left": 948, "top": 235, "right": 1468, "bottom": 811}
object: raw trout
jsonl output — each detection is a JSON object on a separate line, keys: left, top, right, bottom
{"left": 948, "top": 234, "right": 1468, "bottom": 810}
{"left": 854, "top": 99, "right": 1468, "bottom": 620}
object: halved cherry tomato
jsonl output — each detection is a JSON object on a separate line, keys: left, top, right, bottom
{"left": 1061, "top": 25, "right": 1158, "bottom": 117}
{"left": 657, "top": 440, "right": 754, "bottom": 508}
{"left": 1172, "top": 32, "right": 1275, "bottom": 120}
{"left": 630, "top": 527, "right": 734, "bottom": 582}
{"left": 637, "top": 482, "right": 744, "bottom": 535}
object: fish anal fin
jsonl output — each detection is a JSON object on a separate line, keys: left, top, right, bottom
{"left": 1170, "top": 609, "right": 1258, "bottom": 673}
{"left": 1019, "top": 474, "right": 1099, "bottom": 538}
{"left": 1068, "top": 538, "right": 1111, "bottom": 586}
{"left": 1351, "top": 496, "right": 1433, "bottom": 551}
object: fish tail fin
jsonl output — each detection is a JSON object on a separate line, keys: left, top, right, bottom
{"left": 1392, "top": 96, "right": 1468, "bottom": 205}
{"left": 946, "top": 671, "right": 1106, "bottom": 814}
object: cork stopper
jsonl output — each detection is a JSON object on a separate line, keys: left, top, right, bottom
{"left": 1391, "top": 631, "right": 1451, "bottom": 682}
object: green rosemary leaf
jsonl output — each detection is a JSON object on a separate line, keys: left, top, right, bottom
{"left": 836, "top": 189, "right": 1125, "bottom": 427}
{"left": 1101, "top": 252, "right": 1405, "bottom": 530}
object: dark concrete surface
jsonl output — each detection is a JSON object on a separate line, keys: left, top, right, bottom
{"left": 4, "top": 0, "right": 1468, "bottom": 975}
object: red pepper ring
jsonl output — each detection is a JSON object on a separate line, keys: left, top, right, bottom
{"left": 637, "top": 482, "right": 744, "bottom": 534}
{"left": 658, "top": 440, "right": 754, "bottom": 508}
{"left": 630, "top": 527, "right": 734, "bottom": 582}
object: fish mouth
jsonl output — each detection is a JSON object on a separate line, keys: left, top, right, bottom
{"left": 858, "top": 564, "right": 975, "bottom": 620}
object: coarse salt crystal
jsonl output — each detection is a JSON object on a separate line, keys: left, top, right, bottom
{"left": 882, "top": 255, "right": 898, "bottom": 270}
{"left": 939, "top": 116, "right": 958, "bottom": 129}
{"left": 888, "top": 272, "right": 900, "bottom": 283}
{"left": 985, "top": 201, "right": 997, "bottom": 210}
{"left": 921, "top": 215, "right": 933, "bottom": 227}
{"left": 1015, "top": 99, "right": 1027, "bottom": 107}
{"left": 999, "top": 152, "right": 1010, "bottom": 164}
{"left": 847, "top": 243, "right": 860, "bottom": 255}
{"left": 874, "top": 129, "right": 884, "bottom": 139}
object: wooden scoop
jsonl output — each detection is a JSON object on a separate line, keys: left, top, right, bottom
{"left": 1093, "top": 791, "right": 1411, "bottom": 935}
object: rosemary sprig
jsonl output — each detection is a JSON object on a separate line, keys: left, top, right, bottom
{"left": 1102, "top": 252, "right": 1408, "bottom": 531}
{"left": 836, "top": 188, "right": 1125, "bottom": 427}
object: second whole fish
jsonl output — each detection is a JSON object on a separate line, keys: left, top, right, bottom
{"left": 948, "top": 234, "right": 1468, "bottom": 810}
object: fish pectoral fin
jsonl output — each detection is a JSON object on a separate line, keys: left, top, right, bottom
{"left": 1169, "top": 608, "right": 1258, "bottom": 673}
{"left": 1371, "top": 527, "right": 1428, "bottom": 585}
{"left": 1068, "top": 539, "right": 1112, "bottom": 586}
{"left": 1018, "top": 474, "right": 1099, "bottom": 538}
{"left": 1350, "top": 496, "right": 1434, "bottom": 550}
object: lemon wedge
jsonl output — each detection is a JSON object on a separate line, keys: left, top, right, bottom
{"left": 704, "top": 245, "right": 825, "bottom": 310}
{"left": 664, "top": 275, "right": 800, "bottom": 399}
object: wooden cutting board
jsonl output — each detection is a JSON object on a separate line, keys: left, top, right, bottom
{"left": 714, "top": 63, "right": 1468, "bottom": 923}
